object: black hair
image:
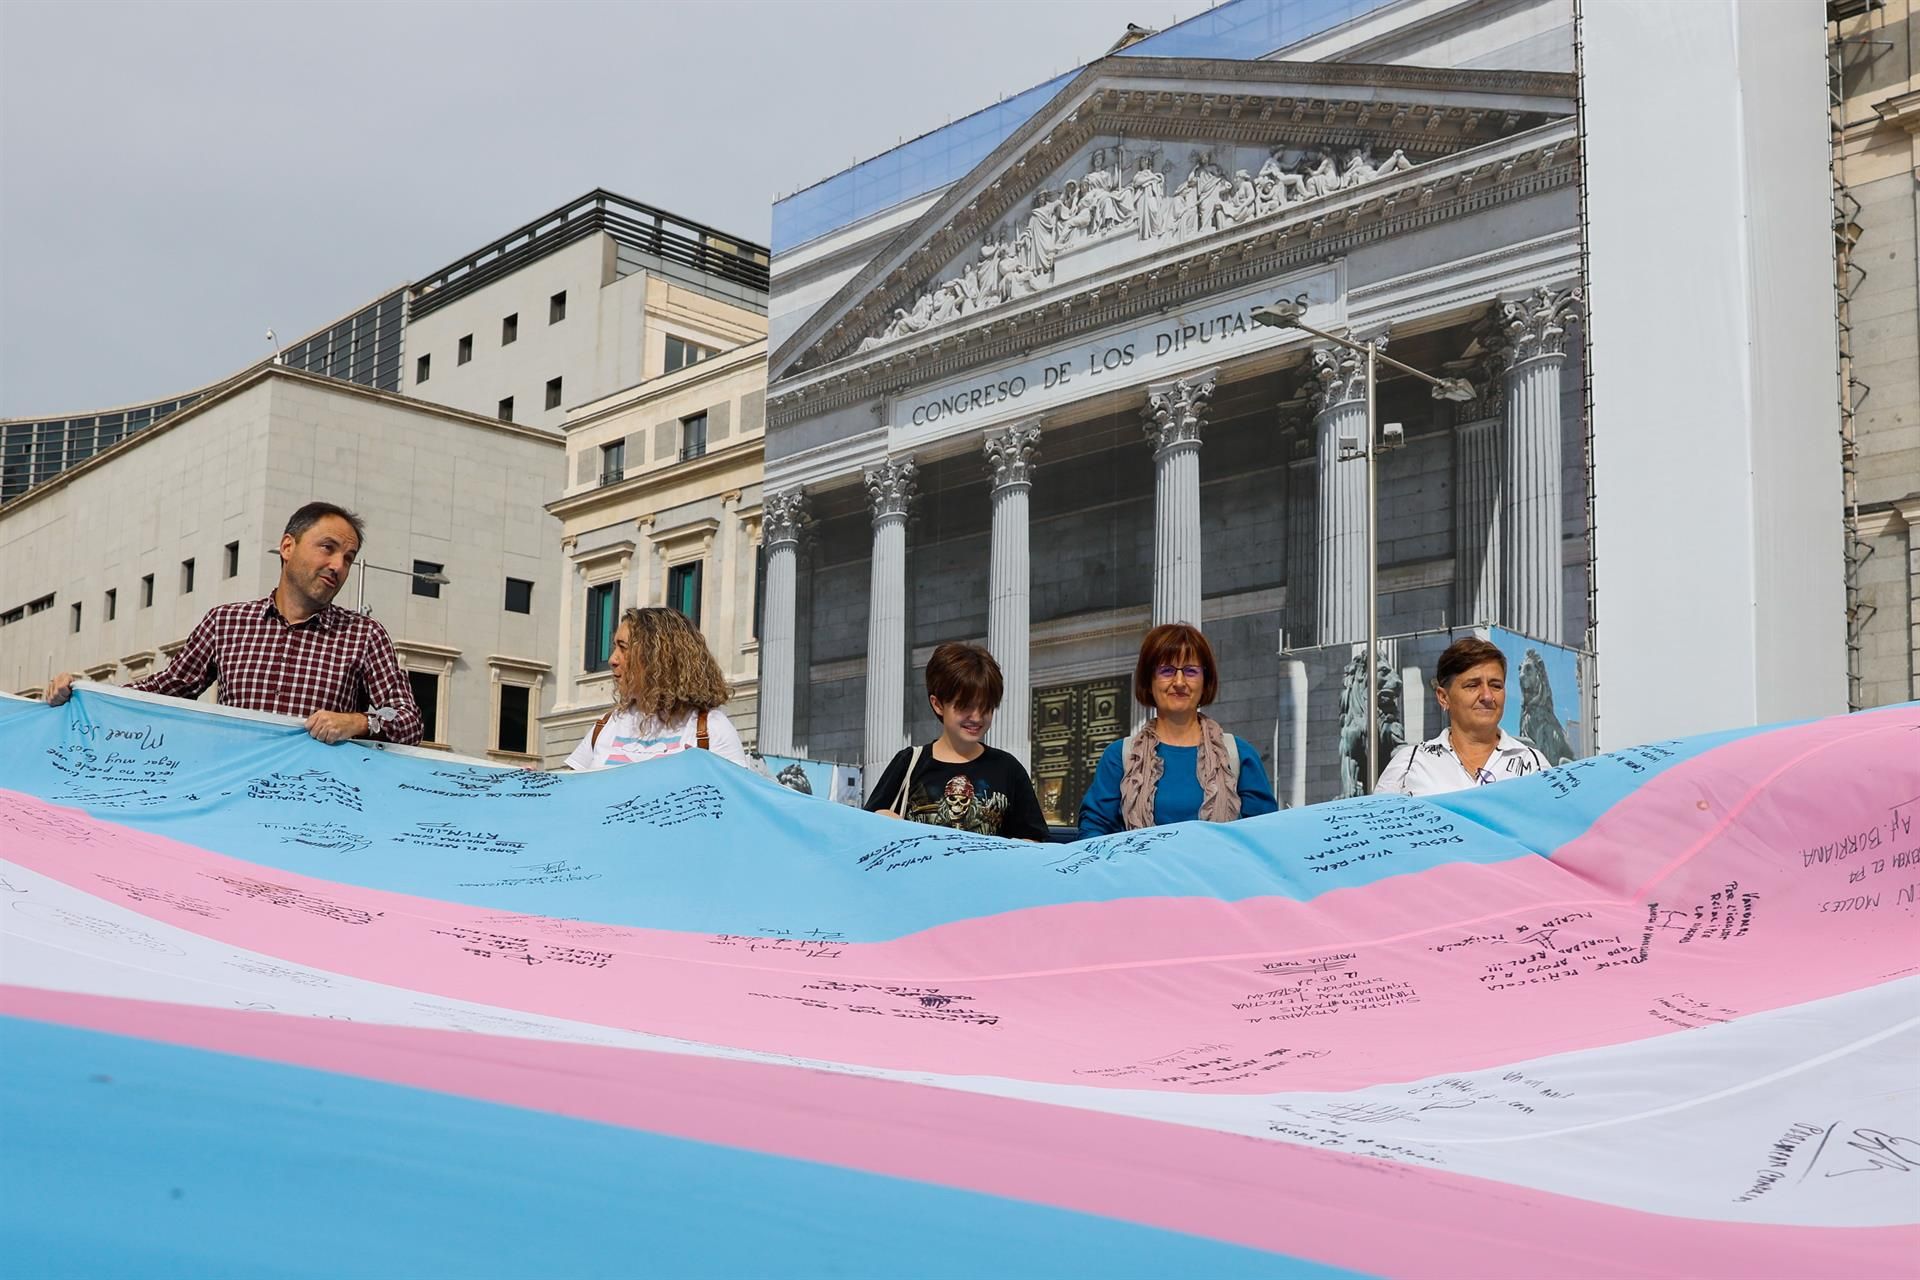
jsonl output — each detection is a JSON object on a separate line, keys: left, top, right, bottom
{"left": 284, "top": 501, "right": 366, "bottom": 547}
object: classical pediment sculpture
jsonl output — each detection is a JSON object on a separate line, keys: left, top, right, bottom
{"left": 858, "top": 141, "right": 1420, "bottom": 353}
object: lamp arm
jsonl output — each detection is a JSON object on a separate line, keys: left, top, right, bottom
{"left": 1278, "top": 320, "right": 1454, "bottom": 394}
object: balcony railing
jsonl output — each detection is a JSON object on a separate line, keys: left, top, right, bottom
{"left": 598, "top": 467, "right": 624, "bottom": 487}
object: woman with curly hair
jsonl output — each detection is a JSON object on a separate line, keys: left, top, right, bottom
{"left": 564, "top": 606, "right": 749, "bottom": 771}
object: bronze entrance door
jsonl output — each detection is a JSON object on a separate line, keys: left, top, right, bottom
{"left": 1030, "top": 675, "right": 1129, "bottom": 828}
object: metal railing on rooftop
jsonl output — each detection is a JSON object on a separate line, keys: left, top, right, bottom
{"left": 409, "top": 190, "right": 769, "bottom": 320}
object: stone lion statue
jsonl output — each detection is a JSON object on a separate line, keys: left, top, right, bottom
{"left": 1518, "top": 649, "right": 1576, "bottom": 765}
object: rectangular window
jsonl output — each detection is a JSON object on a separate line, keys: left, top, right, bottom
{"left": 549, "top": 291, "right": 567, "bottom": 323}
{"left": 71, "top": 601, "right": 82, "bottom": 633}
{"left": 105, "top": 588, "right": 117, "bottom": 621}
{"left": 26, "top": 593, "right": 53, "bottom": 616}
{"left": 664, "top": 334, "right": 715, "bottom": 373}
{"left": 498, "top": 396, "right": 514, "bottom": 422}
{"left": 416, "top": 353, "right": 431, "bottom": 383}
{"left": 412, "top": 560, "right": 443, "bottom": 599}
{"left": 501, "top": 313, "right": 518, "bottom": 345}
{"left": 141, "top": 574, "right": 154, "bottom": 608}
{"left": 599, "top": 439, "right": 624, "bottom": 486}
{"left": 545, "top": 376, "right": 563, "bottom": 410}
{"left": 408, "top": 670, "right": 443, "bottom": 745}
{"left": 224, "top": 541, "right": 240, "bottom": 578}
{"left": 585, "top": 582, "right": 620, "bottom": 672}
{"left": 497, "top": 683, "right": 531, "bottom": 755}
{"left": 667, "top": 561, "right": 702, "bottom": 628}
{"left": 680, "top": 412, "right": 708, "bottom": 462}
{"left": 458, "top": 334, "right": 473, "bottom": 365}
{"left": 181, "top": 558, "right": 195, "bottom": 594}
{"left": 504, "top": 577, "right": 533, "bottom": 614}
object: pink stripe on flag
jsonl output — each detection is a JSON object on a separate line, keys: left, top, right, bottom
{"left": 7, "top": 986, "right": 1912, "bottom": 1280}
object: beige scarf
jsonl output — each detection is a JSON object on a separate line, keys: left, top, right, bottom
{"left": 1119, "top": 714, "right": 1241, "bottom": 830}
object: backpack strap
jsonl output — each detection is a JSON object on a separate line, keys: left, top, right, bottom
{"left": 696, "top": 709, "right": 710, "bottom": 751}
{"left": 892, "top": 744, "right": 923, "bottom": 816}
{"left": 590, "top": 710, "right": 613, "bottom": 749}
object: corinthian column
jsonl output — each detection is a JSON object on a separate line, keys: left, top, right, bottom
{"left": 863, "top": 457, "right": 917, "bottom": 785}
{"left": 983, "top": 422, "right": 1040, "bottom": 765}
{"left": 1141, "top": 368, "right": 1217, "bottom": 627}
{"left": 1310, "top": 343, "right": 1372, "bottom": 645}
{"left": 1494, "top": 287, "right": 1581, "bottom": 644}
{"left": 1449, "top": 381, "right": 1504, "bottom": 627}
{"left": 757, "top": 489, "right": 808, "bottom": 756}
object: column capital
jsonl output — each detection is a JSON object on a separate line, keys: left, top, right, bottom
{"left": 1141, "top": 367, "right": 1218, "bottom": 457}
{"left": 762, "top": 489, "right": 810, "bottom": 548}
{"left": 1487, "top": 285, "right": 1583, "bottom": 373}
{"left": 984, "top": 420, "right": 1041, "bottom": 493}
{"left": 1307, "top": 332, "right": 1388, "bottom": 417}
{"left": 865, "top": 457, "right": 918, "bottom": 525}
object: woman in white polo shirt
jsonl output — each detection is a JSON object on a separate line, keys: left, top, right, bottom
{"left": 1375, "top": 636, "right": 1550, "bottom": 797}
{"left": 565, "top": 607, "right": 749, "bottom": 772}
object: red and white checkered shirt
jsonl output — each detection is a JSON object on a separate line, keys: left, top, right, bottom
{"left": 127, "top": 594, "right": 423, "bottom": 744}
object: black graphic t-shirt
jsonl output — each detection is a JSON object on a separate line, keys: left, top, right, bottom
{"left": 864, "top": 744, "right": 1050, "bottom": 841}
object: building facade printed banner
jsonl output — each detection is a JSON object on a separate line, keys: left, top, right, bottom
{"left": 1, "top": 687, "right": 1916, "bottom": 1276}
{"left": 891, "top": 265, "right": 1344, "bottom": 446}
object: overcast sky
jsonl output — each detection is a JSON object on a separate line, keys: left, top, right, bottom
{"left": 0, "top": 0, "right": 1214, "bottom": 417}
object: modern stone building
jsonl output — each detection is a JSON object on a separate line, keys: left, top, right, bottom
{"left": 0, "top": 190, "right": 771, "bottom": 760}
{"left": 539, "top": 339, "right": 771, "bottom": 766}
{"left": 760, "top": 0, "right": 1843, "bottom": 816}
{"left": 0, "top": 366, "right": 564, "bottom": 761}
{"left": 1832, "top": 0, "right": 1920, "bottom": 708}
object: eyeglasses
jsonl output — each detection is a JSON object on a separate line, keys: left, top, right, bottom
{"left": 1155, "top": 665, "right": 1204, "bottom": 681}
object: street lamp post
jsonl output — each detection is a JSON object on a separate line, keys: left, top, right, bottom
{"left": 354, "top": 561, "right": 450, "bottom": 615}
{"left": 1252, "top": 297, "right": 1476, "bottom": 793}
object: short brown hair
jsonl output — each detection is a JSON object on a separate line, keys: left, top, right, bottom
{"left": 925, "top": 642, "right": 1003, "bottom": 713}
{"left": 1133, "top": 622, "right": 1218, "bottom": 708}
{"left": 1436, "top": 636, "right": 1507, "bottom": 687}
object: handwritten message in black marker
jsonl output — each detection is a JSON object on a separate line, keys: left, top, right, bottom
{"left": 399, "top": 768, "right": 561, "bottom": 800}
{"left": 246, "top": 771, "right": 363, "bottom": 812}
{"left": 261, "top": 821, "right": 372, "bottom": 853}
{"left": 750, "top": 980, "right": 999, "bottom": 1026}
{"left": 603, "top": 784, "right": 726, "bottom": 828}
{"left": 202, "top": 874, "right": 379, "bottom": 925}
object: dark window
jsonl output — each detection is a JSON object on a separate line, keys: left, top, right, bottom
{"left": 412, "top": 560, "right": 443, "bottom": 599}
{"left": 141, "top": 574, "right": 154, "bottom": 608}
{"left": 680, "top": 412, "right": 707, "bottom": 461}
{"left": 664, "top": 334, "right": 715, "bottom": 373}
{"left": 0, "top": 607, "right": 20, "bottom": 627}
{"left": 224, "top": 541, "right": 240, "bottom": 578}
{"left": 497, "top": 683, "right": 531, "bottom": 755}
{"left": 416, "top": 353, "right": 430, "bottom": 383}
{"left": 458, "top": 334, "right": 473, "bottom": 365}
{"left": 502, "top": 313, "right": 518, "bottom": 345}
{"left": 105, "top": 588, "right": 117, "bottom": 621}
{"left": 549, "top": 291, "right": 567, "bottom": 323}
{"left": 26, "top": 593, "right": 53, "bottom": 615}
{"left": 498, "top": 396, "right": 514, "bottom": 422}
{"left": 585, "top": 582, "right": 620, "bottom": 672}
{"left": 71, "top": 601, "right": 82, "bottom": 633}
{"left": 600, "top": 440, "right": 624, "bottom": 486}
{"left": 181, "top": 558, "right": 195, "bottom": 594}
{"left": 668, "top": 561, "right": 702, "bottom": 628}
{"left": 408, "top": 670, "right": 441, "bottom": 744}
{"left": 504, "top": 577, "right": 533, "bottom": 614}
{"left": 545, "top": 376, "right": 563, "bottom": 410}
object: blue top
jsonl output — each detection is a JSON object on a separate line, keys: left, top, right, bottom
{"left": 1078, "top": 733, "right": 1278, "bottom": 837}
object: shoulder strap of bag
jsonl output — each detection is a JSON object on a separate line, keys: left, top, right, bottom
{"left": 696, "top": 710, "right": 710, "bottom": 751}
{"left": 590, "top": 710, "right": 613, "bottom": 749}
{"left": 893, "top": 744, "right": 923, "bottom": 815}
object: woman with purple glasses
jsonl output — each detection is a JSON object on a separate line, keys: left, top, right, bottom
{"left": 1078, "top": 622, "right": 1277, "bottom": 837}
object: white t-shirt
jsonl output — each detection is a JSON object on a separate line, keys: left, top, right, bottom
{"left": 564, "top": 706, "right": 748, "bottom": 772}
{"left": 1374, "top": 729, "right": 1551, "bottom": 797}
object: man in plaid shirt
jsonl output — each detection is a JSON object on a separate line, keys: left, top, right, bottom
{"left": 45, "top": 502, "right": 423, "bottom": 746}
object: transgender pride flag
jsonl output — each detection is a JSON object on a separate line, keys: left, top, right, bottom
{"left": 2, "top": 686, "right": 1916, "bottom": 1277}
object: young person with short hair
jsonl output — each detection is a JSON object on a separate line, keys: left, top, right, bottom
{"left": 565, "top": 606, "right": 749, "bottom": 771}
{"left": 864, "top": 642, "right": 1049, "bottom": 841}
